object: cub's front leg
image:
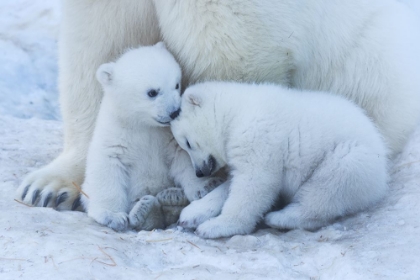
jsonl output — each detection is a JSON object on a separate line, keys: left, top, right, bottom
{"left": 170, "top": 148, "right": 225, "bottom": 201}
{"left": 178, "top": 181, "right": 230, "bottom": 229}
{"left": 195, "top": 172, "right": 281, "bottom": 239}
{"left": 81, "top": 145, "right": 130, "bottom": 232}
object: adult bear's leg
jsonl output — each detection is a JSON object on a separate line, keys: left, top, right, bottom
{"left": 16, "top": 0, "right": 160, "bottom": 209}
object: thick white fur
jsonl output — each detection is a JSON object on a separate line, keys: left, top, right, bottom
{"left": 172, "top": 82, "right": 389, "bottom": 239}
{"left": 17, "top": 0, "right": 420, "bottom": 209}
{"left": 82, "top": 44, "right": 221, "bottom": 231}
{"left": 154, "top": 0, "right": 420, "bottom": 155}
{"left": 16, "top": 0, "right": 160, "bottom": 209}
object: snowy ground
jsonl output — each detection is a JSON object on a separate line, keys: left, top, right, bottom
{"left": 1, "top": 1, "right": 420, "bottom": 279}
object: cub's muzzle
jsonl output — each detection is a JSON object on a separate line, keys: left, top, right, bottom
{"left": 195, "top": 155, "right": 216, "bottom": 177}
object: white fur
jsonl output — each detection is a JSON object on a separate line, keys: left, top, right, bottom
{"left": 16, "top": 0, "right": 161, "bottom": 208}
{"left": 172, "top": 82, "right": 389, "bottom": 239}
{"left": 81, "top": 45, "right": 221, "bottom": 231}
{"left": 154, "top": 0, "right": 420, "bottom": 156}
{"left": 17, "top": 0, "right": 420, "bottom": 209}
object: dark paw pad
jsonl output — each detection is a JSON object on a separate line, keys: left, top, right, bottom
{"left": 157, "top": 188, "right": 189, "bottom": 206}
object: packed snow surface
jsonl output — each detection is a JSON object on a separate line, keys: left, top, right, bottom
{"left": 1, "top": 1, "right": 419, "bottom": 279}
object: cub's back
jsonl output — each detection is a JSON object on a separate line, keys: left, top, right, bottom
{"left": 201, "top": 82, "right": 385, "bottom": 154}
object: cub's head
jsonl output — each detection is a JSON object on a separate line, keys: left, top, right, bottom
{"left": 171, "top": 84, "right": 226, "bottom": 177}
{"left": 96, "top": 42, "right": 182, "bottom": 126}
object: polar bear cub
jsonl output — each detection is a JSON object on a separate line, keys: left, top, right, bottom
{"left": 171, "top": 82, "right": 389, "bottom": 239}
{"left": 81, "top": 43, "right": 221, "bottom": 231}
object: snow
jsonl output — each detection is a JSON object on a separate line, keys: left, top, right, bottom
{"left": 0, "top": 1, "right": 419, "bottom": 279}
{"left": 0, "top": 0, "right": 61, "bottom": 120}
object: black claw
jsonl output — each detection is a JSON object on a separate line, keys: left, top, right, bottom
{"left": 31, "top": 190, "right": 40, "bottom": 205}
{"left": 21, "top": 185, "right": 30, "bottom": 200}
{"left": 71, "top": 195, "right": 81, "bottom": 211}
{"left": 43, "top": 193, "right": 53, "bottom": 207}
{"left": 55, "top": 192, "right": 68, "bottom": 207}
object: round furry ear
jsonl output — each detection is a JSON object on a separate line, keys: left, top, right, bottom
{"left": 154, "top": 41, "right": 167, "bottom": 49}
{"left": 187, "top": 93, "right": 202, "bottom": 107}
{"left": 96, "top": 62, "right": 115, "bottom": 87}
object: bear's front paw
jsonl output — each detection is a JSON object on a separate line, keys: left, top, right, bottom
{"left": 195, "top": 216, "right": 254, "bottom": 239}
{"left": 264, "top": 211, "right": 292, "bottom": 229}
{"left": 184, "top": 177, "right": 225, "bottom": 201}
{"left": 178, "top": 200, "right": 220, "bottom": 229}
{"left": 155, "top": 188, "right": 189, "bottom": 226}
{"left": 16, "top": 153, "right": 84, "bottom": 210}
{"left": 156, "top": 187, "right": 189, "bottom": 207}
{"left": 88, "top": 209, "right": 129, "bottom": 232}
{"left": 178, "top": 192, "right": 224, "bottom": 229}
{"left": 129, "top": 195, "right": 165, "bottom": 231}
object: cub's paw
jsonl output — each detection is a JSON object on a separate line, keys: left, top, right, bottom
{"left": 88, "top": 209, "right": 129, "bottom": 232}
{"left": 16, "top": 154, "right": 84, "bottom": 210}
{"left": 156, "top": 188, "right": 189, "bottom": 226}
{"left": 264, "top": 211, "right": 293, "bottom": 229}
{"left": 178, "top": 199, "right": 221, "bottom": 229}
{"left": 156, "top": 187, "right": 189, "bottom": 207}
{"left": 129, "top": 195, "right": 165, "bottom": 231}
{"left": 184, "top": 177, "right": 225, "bottom": 202}
{"left": 264, "top": 205, "right": 322, "bottom": 231}
{"left": 195, "top": 216, "right": 253, "bottom": 239}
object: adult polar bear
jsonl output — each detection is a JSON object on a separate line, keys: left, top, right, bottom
{"left": 17, "top": 0, "right": 420, "bottom": 209}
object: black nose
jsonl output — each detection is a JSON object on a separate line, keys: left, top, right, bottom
{"left": 195, "top": 169, "right": 204, "bottom": 178}
{"left": 170, "top": 108, "right": 181, "bottom": 120}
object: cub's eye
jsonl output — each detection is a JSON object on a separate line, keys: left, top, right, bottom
{"left": 186, "top": 140, "right": 191, "bottom": 149}
{"left": 147, "top": 89, "right": 158, "bottom": 98}
{"left": 175, "top": 83, "right": 180, "bottom": 90}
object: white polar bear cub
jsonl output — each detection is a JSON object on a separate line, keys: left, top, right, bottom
{"left": 81, "top": 43, "right": 221, "bottom": 231}
{"left": 171, "top": 82, "right": 389, "bottom": 239}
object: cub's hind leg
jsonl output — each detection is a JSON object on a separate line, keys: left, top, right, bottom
{"left": 265, "top": 142, "right": 388, "bottom": 230}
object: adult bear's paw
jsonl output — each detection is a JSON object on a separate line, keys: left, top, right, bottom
{"left": 16, "top": 153, "right": 84, "bottom": 210}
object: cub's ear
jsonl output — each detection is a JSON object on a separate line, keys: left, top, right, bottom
{"left": 96, "top": 62, "right": 115, "bottom": 87}
{"left": 186, "top": 93, "right": 202, "bottom": 107}
{"left": 154, "top": 41, "right": 166, "bottom": 49}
